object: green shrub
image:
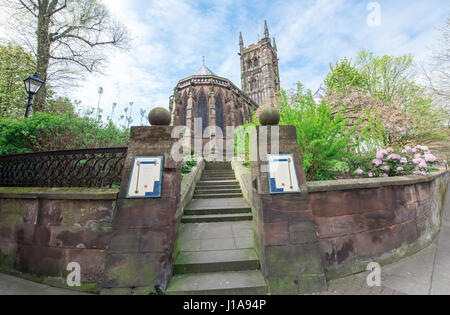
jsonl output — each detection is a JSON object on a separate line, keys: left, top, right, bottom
{"left": 0, "top": 112, "right": 129, "bottom": 155}
{"left": 279, "top": 83, "right": 360, "bottom": 181}
{"left": 181, "top": 154, "right": 198, "bottom": 175}
{"left": 234, "top": 111, "right": 260, "bottom": 167}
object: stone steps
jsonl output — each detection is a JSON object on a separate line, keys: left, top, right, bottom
{"left": 185, "top": 206, "right": 251, "bottom": 216}
{"left": 196, "top": 184, "right": 241, "bottom": 190}
{"left": 182, "top": 213, "right": 253, "bottom": 223}
{"left": 173, "top": 249, "right": 259, "bottom": 274}
{"left": 201, "top": 177, "right": 237, "bottom": 181}
{"left": 166, "top": 270, "right": 267, "bottom": 295}
{"left": 193, "top": 193, "right": 244, "bottom": 199}
{"left": 195, "top": 188, "right": 243, "bottom": 194}
{"left": 196, "top": 180, "right": 240, "bottom": 187}
{"left": 167, "top": 161, "right": 267, "bottom": 295}
{"left": 202, "top": 172, "right": 234, "bottom": 175}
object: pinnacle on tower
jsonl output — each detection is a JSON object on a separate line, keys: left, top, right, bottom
{"left": 264, "top": 20, "right": 269, "bottom": 38}
{"left": 272, "top": 38, "right": 277, "bottom": 51}
{"left": 239, "top": 32, "right": 244, "bottom": 47}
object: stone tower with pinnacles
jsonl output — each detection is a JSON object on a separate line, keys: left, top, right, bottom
{"left": 240, "top": 20, "right": 281, "bottom": 107}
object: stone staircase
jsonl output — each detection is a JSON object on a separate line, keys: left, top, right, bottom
{"left": 166, "top": 162, "right": 267, "bottom": 295}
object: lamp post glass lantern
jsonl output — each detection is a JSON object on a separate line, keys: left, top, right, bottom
{"left": 23, "top": 72, "right": 45, "bottom": 118}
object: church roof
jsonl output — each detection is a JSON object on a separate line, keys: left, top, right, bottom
{"left": 195, "top": 61, "right": 216, "bottom": 76}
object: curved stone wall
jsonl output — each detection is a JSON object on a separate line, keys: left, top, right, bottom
{"left": 0, "top": 188, "right": 118, "bottom": 292}
{"left": 308, "top": 171, "right": 449, "bottom": 279}
{"left": 1, "top": 171, "right": 448, "bottom": 292}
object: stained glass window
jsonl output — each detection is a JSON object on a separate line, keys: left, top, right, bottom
{"left": 197, "top": 89, "right": 208, "bottom": 133}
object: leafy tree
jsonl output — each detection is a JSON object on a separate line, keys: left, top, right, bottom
{"left": 0, "top": 43, "right": 36, "bottom": 118}
{"left": 324, "top": 90, "right": 412, "bottom": 146}
{"left": 325, "top": 57, "right": 368, "bottom": 94}
{"left": 325, "top": 49, "right": 446, "bottom": 143}
{"left": 354, "top": 49, "right": 416, "bottom": 104}
{"left": 280, "top": 84, "right": 360, "bottom": 181}
{"left": 2, "top": 0, "right": 129, "bottom": 111}
{"left": 424, "top": 18, "right": 450, "bottom": 128}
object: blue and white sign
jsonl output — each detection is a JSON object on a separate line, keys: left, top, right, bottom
{"left": 268, "top": 154, "right": 301, "bottom": 194}
{"left": 127, "top": 156, "right": 163, "bottom": 198}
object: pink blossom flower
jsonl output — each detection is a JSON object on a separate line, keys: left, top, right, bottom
{"left": 380, "top": 165, "right": 390, "bottom": 171}
{"left": 373, "top": 159, "right": 383, "bottom": 166}
{"left": 425, "top": 153, "right": 437, "bottom": 163}
{"left": 400, "top": 158, "right": 408, "bottom": 164}
{"left": 404, "top": 146, "right": 412, "bottom": 152}
{"left": 368, "top": 172, "right": 374, "bottom": 178}
{"left": 356, "top": 169, "right": 364, "bottom": 175}
{"left": 397, "top": 167, "right": 404, "bottom": 171}
{"left": 387, "top": 148, "right": 394, "bottom": 153}
{"left": 387, "top": 154, "right": 401, "bottom": 160}
{"left": 419, "top": 161, "right": 428, "bottom": 169}
{"left": 413, "top": 158, "right": 425, "bottom": 165}
{"left": 412, "top": 148, "right": 418, "bottom": 153}
{"left": 376, "top": 150, "right": 388, "bottom": 159}
{"left": 381, "top": 174, "right": 389, "bottom": 178}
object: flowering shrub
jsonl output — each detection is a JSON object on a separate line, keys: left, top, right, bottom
{"left": 355, "top": 146, "right": 439, "bottom": 178}
{"left": 181, "top": 155, "right": 198, "bottom": 175}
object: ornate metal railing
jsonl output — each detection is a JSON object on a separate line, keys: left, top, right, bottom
{"left": 0, "top": 147, "right": 128, "bottom": 188}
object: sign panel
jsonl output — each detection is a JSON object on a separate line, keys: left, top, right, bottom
{"left": 127, "top": 156, "right": 163, "bottom": 198}
{"left": 268, "top": 154, "right": 301, "bottom": 194}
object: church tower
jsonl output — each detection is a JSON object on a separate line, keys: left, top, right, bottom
{"left": 240, "top": 20, "right": 280, "bottom": 107}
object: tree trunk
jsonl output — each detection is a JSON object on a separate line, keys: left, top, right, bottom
{"left": 34, "top": 1, "right": 51, "bottom": 112}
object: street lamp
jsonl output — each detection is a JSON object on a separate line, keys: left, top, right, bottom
{"left": 23, "top": 72, "right": 45, "bottom": 118}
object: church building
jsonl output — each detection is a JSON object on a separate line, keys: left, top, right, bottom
{"left": 170, "top": 21, "right": 280, "bottom": 141}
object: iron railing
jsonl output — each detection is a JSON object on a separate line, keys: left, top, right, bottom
{"left": 0, "top": 147, "right": 128, "bottom": 188}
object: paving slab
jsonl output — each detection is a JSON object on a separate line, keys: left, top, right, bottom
{"left": 182, "top": 213, "right": 253, "bottom": 223}
{"left": 186, "top": 198, "right": 251, "bottom": 211}
{"left": 380, "top": 243, "right": 437, "bottom": 295}
{"left": 430, "top": 182, "right": 450, "bottom": 295}
{"left": 167, "top": 270, "right": 267, "bottom": 295}
{"left": 174, "top": 249, "right": 259, "bottom": 274}
{"left": 179, "top": 222, "right": 255, "bottom": 252}
{"left": 0, "top": 273, "right": 89, "bottom": 295}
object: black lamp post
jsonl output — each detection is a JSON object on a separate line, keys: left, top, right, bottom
{"left": 23, "top": 72, "right": 45, "bottom": 118}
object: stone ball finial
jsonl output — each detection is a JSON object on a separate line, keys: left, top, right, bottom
{"left": 259, "top": 106, "right": 280, "bottom": 126}
{"left": 148, "top": 107, "right": 171, "bottom": 126}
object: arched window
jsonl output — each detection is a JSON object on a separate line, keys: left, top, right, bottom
{"left": 215, "top": 93, "right": 224, "bottom": 134}
{"left": 235, "top": 108, "right": 243, "bottom": 126}
{"left": 197, "top": 89, "right": 208, "bottom": 133}
{"left": 254, "top": 58, "right": 259, "bottom": 67}
{"left": 247, "top": 60, "right": 252, "bottom": 70}
{"left": 182, "top": 91, "right": 188, "bottom": 126}
{"left": 250, "top": 78, "right": 257, "bottom": 91}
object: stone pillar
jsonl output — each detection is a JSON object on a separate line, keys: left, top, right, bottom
{"left": 186, "top": 90, "right": 194, "bottom": 133}
{"left": 101, "top": 126, "right": 181, "bottom": 295}
{"left": 251, "top": 125, "right": 327, "bottom": 295}
{"left": 208, "top": 88, "right": 217, "bottom": 157}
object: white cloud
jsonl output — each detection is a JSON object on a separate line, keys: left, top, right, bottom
{"left": 58, "top": 0, "right": 450, "bottom": 124}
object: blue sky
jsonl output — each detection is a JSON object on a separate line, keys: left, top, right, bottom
{"left": 70, "top": 0, "right": 449, "bottom": 125}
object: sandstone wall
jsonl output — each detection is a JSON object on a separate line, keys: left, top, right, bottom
{"left": 233, "top": 167, "right": 449, "bottom": 281}
{"left": 0, "top": 188, "right": 118, "bottom": 292}
{"left": 309, "top": 171, "right": 449, "bottom": 279}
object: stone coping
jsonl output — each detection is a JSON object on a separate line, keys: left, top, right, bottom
{"left": 1, "top": 170, "right": 447, "bottom": 199}
{"left": 0, "top": 187, "right": 119, "bottom": 200}
{"left": 307, "top": 170, "right": 449, "bottom": 193}
{"left": 178, "top": 159, "right": 206, "bottom": 216}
